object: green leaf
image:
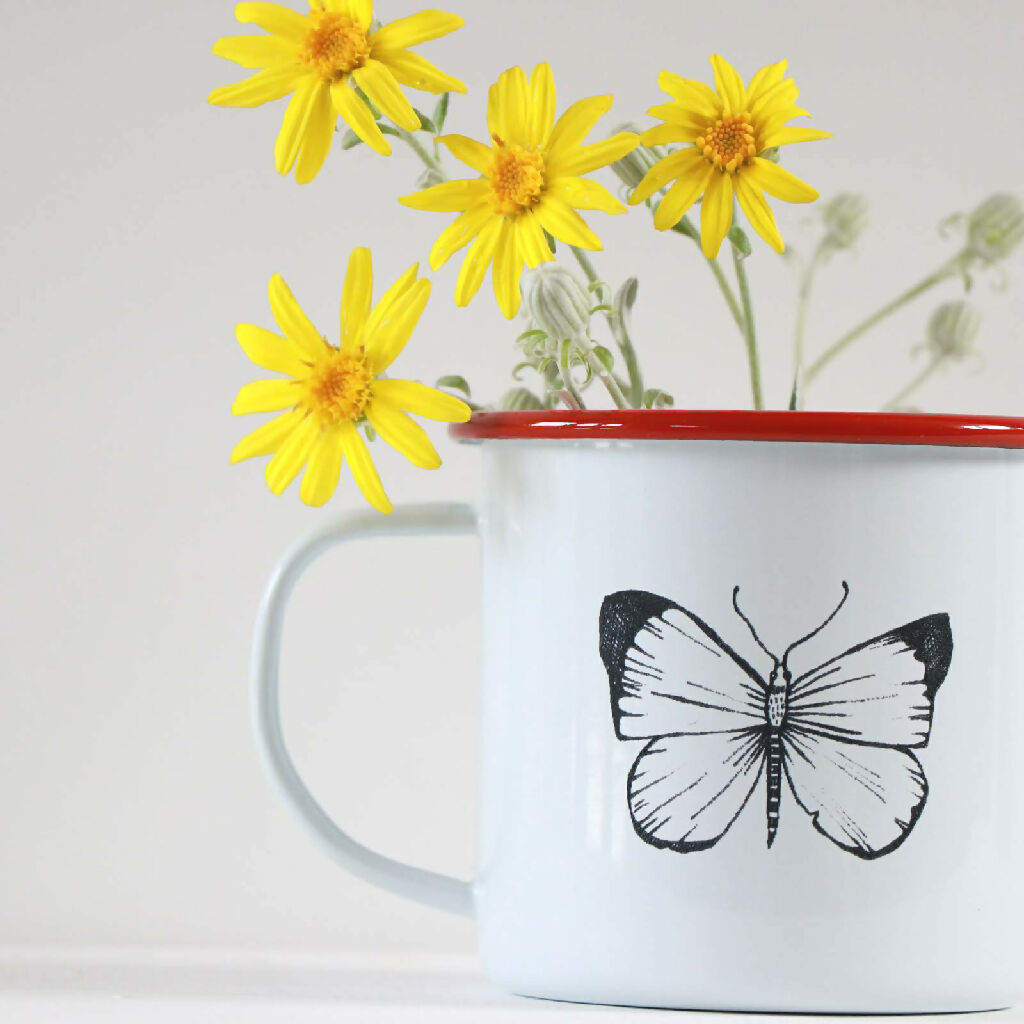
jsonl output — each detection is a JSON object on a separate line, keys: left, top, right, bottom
{"left": 432, "top": 93, "right": 451, "bottom": 134}
{"left": 543, "top": 230, "right": 557, "bottom": 254}
{"left": 340, "top": 129, "right": 364, "bottom": 150}
{"left": 593, "top": 346, "right": 616, "bottom": 372}
{"left": 414, "top": 109, "right": 437, "bottom": 134}
{"left": 499, "top": 387, "right": 545, "bottom": 411}
{"left": 642, "top": 388, "right": 675, "bottom": 409}
{"left": 516, "top": 329, "right": 548, "bottom": 343}
{"left": 363, "top": 422, "right": 378, "bottom": 442}
{"left": 435, "top": 374, "right": 472, "bottom": 398}
{"left": 614, "top": 277, "right": 639, "bottom": 318}
{"left": 378, "top": 123, "right": 401, "bottom": 137}
{"left": 728, "top": 224, "right": 752, "bottom": 258}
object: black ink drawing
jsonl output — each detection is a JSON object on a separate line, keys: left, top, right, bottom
{"left": 598, "top": 584, "right": 952, "bottom": 859}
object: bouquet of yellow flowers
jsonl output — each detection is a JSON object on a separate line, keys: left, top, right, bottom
{"left": 210, "top": 0, "right": 1023, "bottom": 511}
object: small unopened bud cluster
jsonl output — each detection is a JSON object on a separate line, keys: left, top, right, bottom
{"left": 965, "top": 194, "right": 1024, "bottom": 264}
{"left": 927, "top": 300, "right": 981, "bottom": 361}
{"left": 821, "top": 193, "right": 869, "bottom": 252}
{"left": 521, "top": 264, "right": 593, "bottom": 343}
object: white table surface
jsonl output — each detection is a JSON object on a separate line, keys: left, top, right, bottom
{"left": 0, "top": 951, "right": 1018, "bottom": 1023}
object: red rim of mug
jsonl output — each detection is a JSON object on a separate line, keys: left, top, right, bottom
{"left": 450, "top": 410, "right": 1024, "bottom": 448}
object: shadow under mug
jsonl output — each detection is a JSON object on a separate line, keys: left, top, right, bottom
{"left": 250, "top": 410, "right": 1024, "bottom": 1013}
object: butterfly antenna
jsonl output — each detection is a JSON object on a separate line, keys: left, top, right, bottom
{"left": 732, "top": 586, "right": 778, "bottom": 665}
{"left": 783, "top": 581, "right": 851, "bottom": 664}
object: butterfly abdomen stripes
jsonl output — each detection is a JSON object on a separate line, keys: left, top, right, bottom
{"left": 766, "top": 730, "right": 783, "bottom": 848}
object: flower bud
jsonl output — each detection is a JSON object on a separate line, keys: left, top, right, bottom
{"left": 927, "top": 300, "right": 981, "bottom": 361}
{"left": 821, "top": 193, "right": 869, "bottom": 251}
{"left": 521, "top": 264, "right": 593, "bottom": 342}
{"left": 609, "top": 122, "right": 667, "bottom": 191}
{"left": 966, "top": 194, "right": 1024, "bottom": 263}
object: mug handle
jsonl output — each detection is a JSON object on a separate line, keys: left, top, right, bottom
{"left": 250, "top": 501, "right": 477, "bottom": 918}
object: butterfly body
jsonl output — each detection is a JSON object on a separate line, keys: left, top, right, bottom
{"left": 599, "top": 586, "right": 953, "bottom": 860}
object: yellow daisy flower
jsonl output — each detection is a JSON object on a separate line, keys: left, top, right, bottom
{"left": 399, "top": 63, "right": 638, "bottom": 318}
{"left": 209, "top": 1, "right": 467, "bottom": 184}
{"left": 630, "top": 56, "right": 831, "bottom": 258}
{"left": 231, "top": 251, "right": 471, "bottom": 512}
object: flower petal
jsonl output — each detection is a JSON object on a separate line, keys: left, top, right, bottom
{"left": 339, "top": 421, "right": 392, "bottom": 513}
{"left": 299, "top": 426, "right": 346, "bottom": 506}
{"left": 527, "top": 62, "right": 556, "bottom": 148}
{"left": 546, "top": 94, "right": 613, "bottom": 158}
{"left": 212, "top": 34, "right": 297, "bottom": 69}
{"left": 515, "top": 211, "right": 554, "bottom": 268}
{"left": 438, "top": 134, "right": 492, "bottom": 174}
{"left": 340, "top": 247, "right": 373, "bottom": 349}
{"left": 331, "top": 80, "right": 391, "bottom": 155}
{"left": 352, "top": 59, "right": 420, "bottom": 130}
{"left": 656, "top": 72, "right": 720, "bottom": 117}
{"left": 231, "top": 409, "right": 306, "bottom": 462}
{"left": 710, "top": 54, "right": 746, "bottom": 112}
{"left": 745, "top": 59, "right": 788, "bottom": 107}
{"left": 236, "top": 324, "right": 309, "bottom": 376}
{"left": 400, "top": 178, "right": 489, "bottom": 212}
{"left": 266, "top": 414, "right": 320, "bottom": 495}
{"left": 234, "top": 2, "right": 309, "bottom": 41}
{"left": 759, "top": 125, "right": 832, "bottom": 149}
{"left": 549, "top": 132, "right": 637, "bottom": 177}
{"left": 232, "top": 378, "right": 302, "bottom": 415}
{"left": 549, "top": 177, "right": 627, "bottom": 214}
{"left": 372, "top": 48, "right": 466, "bottom": 94}
{"left": 372, "top": 379, "right": 472, "bottom": 422}
{"left": 535, "top": 196, "right": 602, "bottom": 250}
{"left": 455, "top": 217, "right": 502, "bottom": 307}
{"left": 295, "top": 80, "right": 337, "bottom": 183}
{"left": 367, "top": 400, "right": 442, "bottom": 469}
{"left": 749, "top": 78, "right": 799, "bottom": 121}
{"left": 734, "top": 174, "right": 784, "bottom": 252}
{"left": 746, "top": 157, "right": 819, "bottom": 203}
{"left": 700, "top": 172, "right": 734, "bottom": 259}
{"left": 429, "top": 203, "right": 493, "bottom": 269}
{"left": 367, "top": 279, "right": 432, "bottom": 373}
{"left": 275, "top": 76, "right": 323, "bottom": 175}
{"left": 492, "top": 218, "right": 524, "bottom": 318}
{"left": 629, "top": 147, "right": 703, "bottom": 205}
{"left": 338, "top": 0, "right": 373, "bottom": 28}
{"left": 208, "top": 64, "right": 305, "bottom": 107}
{"left": 641, "top": 121, "right": 701, "bottom": 146}
{"left": 371, "top": 11, "right": 464, "bottom": 50}
{"left": 488, "top": 65, "right": 529, "bottom": 146}
{"left": 269, "top": 275, "right": 327, "bottom": 361}
{"left": 652, "top": 162, "right": 713, "bottom": 231}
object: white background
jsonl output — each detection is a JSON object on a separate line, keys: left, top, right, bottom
{"left": 1, "top": 0, "right": 1022, "bottom": 959}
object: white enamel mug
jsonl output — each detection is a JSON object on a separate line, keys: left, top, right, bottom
{"left": 252, "top": 410, "right": 1024, "bottom": 1013}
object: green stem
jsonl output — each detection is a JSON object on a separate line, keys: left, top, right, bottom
{"left": 579, "top": 335, "right": 630, "bottom": 409}
{"left": 558, "top": 342, "right": 586, "bottom": 410}
{"left": 789, "top": 244, "right": 826, "bottom": 410}
{"left": 732, "top": 247, "right": 764, "bottom": 411}
{"left": 398, "top": 128, "right": 446, "bottom": 179}
{"left": 570, "top": 247, "right": 643, "bottom": 406}
{"left": 882, "top": 357, "right": 944, "bottom": 411}
{"left": 803, "top": 258, "right": 959, "bottom": 388}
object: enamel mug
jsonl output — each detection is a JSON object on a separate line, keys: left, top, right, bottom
{"left": 251, "top": 410, "right": 1024, "bottom": 1012}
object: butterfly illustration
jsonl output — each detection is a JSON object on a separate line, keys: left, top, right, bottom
{"left": 599, "top": 584, "right": 953, "bottom": 859}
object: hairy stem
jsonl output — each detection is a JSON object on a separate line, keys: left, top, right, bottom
{"left": 882, "top": 357, "right": 944, "bottom": 411}
{"left": 570, "top": 247, "right": 643, "bottom": 406}
{"left": 732, "top": 247, "right": 764, "bottom": 410}
{"left": 789, "top": 243, "right": 827, "bottom": 410}
{"left": 397, "top": 128, "right": 446, "bottom": 179}
{"left": 803, "top": 258, "right": 960, "bottom": 388}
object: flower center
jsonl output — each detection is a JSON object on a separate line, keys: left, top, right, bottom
{"left": 697, "top": 112, "right": 757, "bottom": 173}
{"left": 488, "top": 140, "right": 546, "bottom": 216}
{"left": 305, "top": 350, "right": 373, "bottom": 425}
{"left": 298, "top": 10, "right": 371, "bottom": 80}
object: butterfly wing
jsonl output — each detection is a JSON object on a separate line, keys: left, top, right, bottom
{"left": 782, "top": 732, "right": 927, "bottom": 858}
{"left": 628, "top": 731, "right": 767, "bottom": 851}
{"left": 600, "top": 590, "right": 769, "bottom": 851}
{"left": 787, "top": 614, "right": 953, "bottom": 748}
{"left": 783, "top": 613, "right": 952, "bottom": 857}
